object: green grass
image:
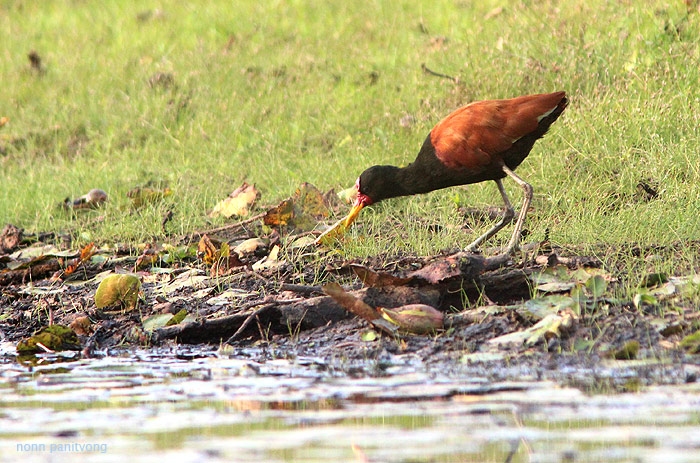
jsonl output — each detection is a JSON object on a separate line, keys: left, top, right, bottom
{"left": 2, "top": 1, "right": 700, "bottom": 274}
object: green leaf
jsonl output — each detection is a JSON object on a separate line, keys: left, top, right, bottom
{"left": 165, "top": 309, "right": 188, "bottom": 326}
{"left": 142, "top": 314, "right": 175, "bottom": 332}
{"left": 611, "top": 340, "right": 640, "bottom": 360}
{"left": 633, "top": 291, "right": 657, "bottom": 309}
{"left": 94, "top": 274, "right": 141, "bottom": 312}
{"left": 680, "top": 331, "right": 700, "bottom": 354}
{"left": 570, "top": 285, "right": 587, "bottom": 315}
{"left": 586, "top": 275, "right": 607, "bottom": 298}
{"left": 640, "top": 273, "right": 668, "bottom": 288}
{"left": 361, "top": 330, "right": 378, "bottom": 342}
{"left": 520, "top": 295, "right": 576, "bottom": 321}
{"left": 16, "top": 325, "right": 80, "bottom": 354}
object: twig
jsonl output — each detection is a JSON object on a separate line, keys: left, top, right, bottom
{"left": 279, "top": 283, "right": 323, "bottom": 295}
{"left": 226, "top": 302, "right": 278, "bottom": 343}
{"left": 162, "top": 209, "right": 174, "bottom": 234}
{"left": 421, "top": 63, "right": 459, "bottom": 83}
{"left": 186, "top": 212, "right": 266, "bottom": 241}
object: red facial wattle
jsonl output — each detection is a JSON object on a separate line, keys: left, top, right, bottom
{"left": 354, "top": 177, "right": 374, "bottom": 207}
{"left": 343, "top": 178, "right": 372, "bottom": 228}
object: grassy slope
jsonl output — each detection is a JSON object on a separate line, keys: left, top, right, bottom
{"left": 1, "top": 1, "right": 699, "bottom": 266}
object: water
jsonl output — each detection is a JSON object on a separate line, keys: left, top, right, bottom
{"left": 1, "top": 347, "right": 699, "bottom": 462}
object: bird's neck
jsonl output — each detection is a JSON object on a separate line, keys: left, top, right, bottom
{"left": 369, "top": 135, "right": 465, "bottom": 202}
{"left": 393, "top": 135, "right": 464, "bottom": 196}
{"left": 394, "top": 163, "right": 438, "bottom": 196}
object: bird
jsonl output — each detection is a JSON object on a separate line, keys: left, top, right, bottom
{"left": 341, "top": 91, "right": 568, "bottom": 254}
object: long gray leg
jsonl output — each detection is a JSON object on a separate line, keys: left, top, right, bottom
{"left": 502, "top": 165, "right": 533, "bottom": 254}
{"left": 465, "top": 178, "right": 515, "bottom": 252}
{"left": 465, "top": 165, "right": 533, "bottom": 254}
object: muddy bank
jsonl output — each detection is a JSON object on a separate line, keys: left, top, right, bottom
{"left": 2, "top": 221, "right": 699, "bottom": 390}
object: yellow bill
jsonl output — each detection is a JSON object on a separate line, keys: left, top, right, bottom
{"left": 343, "top": 202, "right": 364, "bottom": 228}
{"left": 314, "top": 202, "right": 365, "bottom": 245}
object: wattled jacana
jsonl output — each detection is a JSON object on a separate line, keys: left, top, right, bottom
{"left": 337, "top": 91, "right": 568, "bottom": 254}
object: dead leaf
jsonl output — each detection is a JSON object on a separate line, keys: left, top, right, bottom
{"left": 233, "top": 238, "right": 267, "bottom": 257}
{"left": 1, "top": 224, "right": 23, "bottom": 253}
{"left": 57, "top": 242, "right": 96, "bottom": 279}
{"left": 263, "top": 198, "right": 295, "bottom": 227}
{"left": 134, "top": 244, "right": 159, "bottom": 271}
{"left": 517, "top": 295, "right": 577, "bottom": 322}
{"left": 489, "top": 309, "right": 576, "bottom": 347}
{"left": 211, "top": 243, "right": 244, "bottom": 276}
{"left": 197, "top": 235, "right": 221, "bottom": 266}
{"left": 251, "top": 245, "right": 283, "bottom": 271}
{"left": 142, "top": 314, "right": 177, "bottom": 332}
{"left": 379, "top": 304, "right": 443, "bottom": 334}
{"left": 264, "top": 183, "right": 331, "bottom": 232}
{"left": 351, "top": 264, "right": 412, "bottom": 288}
{"left": 69, "top": 316, "right": 92, "bottom": 336}
{"left": 209, "top": 183, "right": 259, "bottom": 218}
{"left": 295, "top": 182, "right": 329, "bottom": 217}
{"left": 62, "top": 188, "right": 108, "bottom": 210}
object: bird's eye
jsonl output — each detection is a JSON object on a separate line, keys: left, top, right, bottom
{"left": 355, "top": 177, "right": 361, "bottom": 191}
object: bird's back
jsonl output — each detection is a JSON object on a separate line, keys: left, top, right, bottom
{"left": 429, "top": 92, "right": 568, "bottom": 176}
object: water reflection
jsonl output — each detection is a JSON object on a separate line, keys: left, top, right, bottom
{"left": 1, "top": 348, "right": 699, "bottom": 462}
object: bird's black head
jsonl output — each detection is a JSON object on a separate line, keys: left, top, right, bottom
{"left": 355, "top": 165, "right": 404, "bottom": 206}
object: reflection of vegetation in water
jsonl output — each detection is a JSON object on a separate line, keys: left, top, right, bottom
{"left": 2, "top": 355, "right": 700, "bottom": 461}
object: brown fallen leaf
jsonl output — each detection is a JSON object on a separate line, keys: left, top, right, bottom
{"left": 1, "top": 223, "right": 23, "bottom": 253}
{"left": 134, "top": 244, "right": 159, "bottom": 271}
{"left": 211, "top": 250, "right": 244, "bottom": 277}
{"left": 58, "top": 242, "right": 96, "bottom": 279}
{"left": 488, "top": 309, "right": 577, "bottom": 347}
{"left": 351, "top": 264, "right": 412, "bottom": 288}
{"left": 264, "top": 198, "right": 295, "bottom": 227}
{"left": 197, "top": 237, "right": 244, "bottom": 276}
{"left": 322, "top": 282, "right": 396, "bottom": 335}
{"left": 209, "top": 183, "right": 259, "bottom": 218}
{"left": 69, "top": 316, "right": 93, "bottom": 337}
{"left": 295, "top": 182, "right": 330, "bottom": 218}
{"left": 197, "top": 234, "right": 220, "bottom": 266}
{"left": 233, "top": 237, "right": 267, "bottom": 257}
{"left": 251, "top": 245, "right": 283, "bottom": 272}
{"left": 265, "top": 183, "right": 332, "bottom": 232}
